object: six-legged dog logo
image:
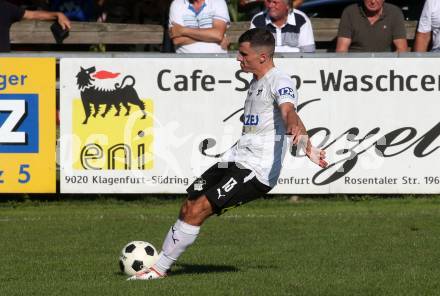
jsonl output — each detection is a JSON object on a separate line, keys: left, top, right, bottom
{"left": 76, "top": 66, "right": 147, "bottom": 124}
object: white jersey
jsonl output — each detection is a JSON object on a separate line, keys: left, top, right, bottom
{"left": 221, "top": 67, "right": 298, "bottom": 187}
{"left": 418, "top": 0, "right": 440, "bottom": 51}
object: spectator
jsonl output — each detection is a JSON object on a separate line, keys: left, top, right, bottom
{"left": 250, "top": 0, "right": 315, "bottom": 53}
{"left": 336, "top": 0, "right": 407, "bottom": 52}
{"left": 0, "top": 0, "right": 71, "bottom": 52}
{"left": 414, "top": 0, "right": 440, "bottom": 52}
{"left": 168, "top": 0, "right": 230, "bottom": 54}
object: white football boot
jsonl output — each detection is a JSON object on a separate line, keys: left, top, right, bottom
{"left": 127, "top": 267, "right": 166, "bottom": 281}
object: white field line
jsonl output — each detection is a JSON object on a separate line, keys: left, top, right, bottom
{"left": 0, "top": 211, "right": 436, "bottom": 222}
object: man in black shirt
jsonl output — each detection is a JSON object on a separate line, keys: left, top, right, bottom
{"left": 0, "top": 0, "right": 71, "bottom": 52}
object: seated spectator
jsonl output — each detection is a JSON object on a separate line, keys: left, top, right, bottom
{"left": 168, "top": 0, "right": 230, "bottom": 54}
{"left": 0, "top": 0, "right": 71, "bottom": 52}
{"left": 414, "top": 0, "right": 440, "bottom": 52}
{"left": 50, "top": 0, "right": 96, "bottom": 22}
{"left": 250, "top": 0, "right": 315, "bottom": 53}
{"left": 336, "top": 0, "right": 407, "bottom": 52}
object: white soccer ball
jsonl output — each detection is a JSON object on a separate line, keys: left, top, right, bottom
{"left": 119, "top": 241, "right": 159, "bottom": 276}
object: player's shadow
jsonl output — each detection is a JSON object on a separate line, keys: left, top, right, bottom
{"left": 170, "top": 263, "right": 239, "bottom": 276}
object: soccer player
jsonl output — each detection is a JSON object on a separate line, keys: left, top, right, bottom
{"left": 128, "top": 27, "right": 327, "bottom": 281}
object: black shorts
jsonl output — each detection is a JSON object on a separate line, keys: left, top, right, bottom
{"left": 186, "top": 162, "right": 272, "bottom": 215}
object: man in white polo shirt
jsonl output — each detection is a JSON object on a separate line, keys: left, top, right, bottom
{"left": 414, "top": 0, "right": 440, "bottom": 52}
{"left": 250, "top": 0, "right": 315, "bottom": 53}
{"left": 168, "top": 0, "right": 230, "bottom": 53}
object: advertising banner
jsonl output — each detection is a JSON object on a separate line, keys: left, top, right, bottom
{"left": 60, "top": 58, "right": 440, "bottom": 194}
{"left": 0, "top": 58, "right": 56, "bottom": 193}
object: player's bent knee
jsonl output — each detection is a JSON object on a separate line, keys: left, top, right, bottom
{"left": 180, "top": 196, "right": 213, "bottom": 225}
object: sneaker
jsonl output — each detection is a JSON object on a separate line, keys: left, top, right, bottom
{"left": 126, "top": 267, "right": 166, "bottom": 281}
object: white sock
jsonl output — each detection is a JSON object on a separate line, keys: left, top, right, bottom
{"left": 154, "top": 219, "right": 200, "bottom": 274}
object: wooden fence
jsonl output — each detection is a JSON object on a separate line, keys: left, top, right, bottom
{"left": 11, "top": 19, "right": 418, "bottom": 46}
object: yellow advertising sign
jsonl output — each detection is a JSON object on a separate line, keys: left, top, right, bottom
{"left": 0, "top": 58, "right": 55, "bottom": 193}
{"left": 72, "top": 99, "right": 154, "bottom": 171}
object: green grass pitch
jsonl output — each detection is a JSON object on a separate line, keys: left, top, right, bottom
{"left": 1, "top": 196, "right": 440, "bottom": 295}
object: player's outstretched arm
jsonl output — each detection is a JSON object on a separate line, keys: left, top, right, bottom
{"left": 305, "top": 145, "right": 327, "bottom": 168}
{"left": 279, "top": 102, "right": 328, "bottom": 168}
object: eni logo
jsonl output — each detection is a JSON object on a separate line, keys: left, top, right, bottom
{"left": 76, "top": 66, "right": 147, "bottom": 124}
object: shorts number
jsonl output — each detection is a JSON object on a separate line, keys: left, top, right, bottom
{"left": 222, "top": 177, "right": 238, "bottom": 192}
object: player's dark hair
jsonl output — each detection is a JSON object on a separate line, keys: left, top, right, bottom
{"left": 238, "top": 28, "right": 275, "bottom": 57}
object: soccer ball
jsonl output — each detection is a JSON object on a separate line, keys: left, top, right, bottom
{"left": 119, "top": 241, "right": 159, "bottom": 276}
